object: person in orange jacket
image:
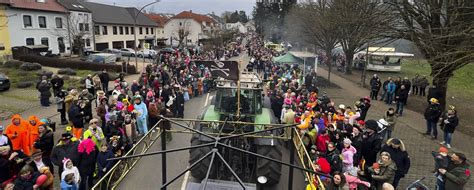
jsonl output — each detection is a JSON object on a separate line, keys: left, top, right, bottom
{"left": 5, "top": 114, "right": 31, "bottom": 155}
{"left": 27, "top": 116, "right": 44, "bottom": 152}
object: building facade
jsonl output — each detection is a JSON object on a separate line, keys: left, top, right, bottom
{"left": 5, "top": 0, "right": 69, "bottom": 54}
{"left": 57, "top": 0, "right": 94, "bottom": 52}
{"left": 0, "top": 1, "right": 11, "bottom": 56}
{"left": 82, "top": 2, "right": 158, "bottom": 51}
{"left": 163, "top": 11, "right": 216, "bottom": 47}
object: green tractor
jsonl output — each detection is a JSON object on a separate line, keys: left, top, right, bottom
{"left": 189, "top": 72, "right": 283, "bottom": 187}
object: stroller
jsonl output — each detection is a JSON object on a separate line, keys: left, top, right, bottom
{"left": 406, "top": 177, "right": 429, "bottom": 190}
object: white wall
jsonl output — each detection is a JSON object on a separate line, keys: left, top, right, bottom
{"left": 94, "top": 24, "right": 158, "bottom": 50}
{"left": 163, "top": 18, "right": 202, "bottom": 46}
{"left": 226, "top": 22, "right": 247, "bottom": 33}
{"left": 7, "top": 8, "right": 70, "bottom": 54}
{"left": 68, "top": 11, "right": 94, "bottom": 50}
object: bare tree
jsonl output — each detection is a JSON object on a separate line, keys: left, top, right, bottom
{"left": 389, "top": 0, "right": 474, "bottom": 109}
{"left": 332, "top": 0, "right": 395, "bottom": 74}
{"left": 53, "top": 13, "right": 92, "bottom": 56}
{"left": 285, "top": 0, "right": 339, "bottom": 83}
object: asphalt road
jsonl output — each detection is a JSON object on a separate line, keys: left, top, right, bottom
{"left": 117, "top": 50, "right": 308, "bottom": 190}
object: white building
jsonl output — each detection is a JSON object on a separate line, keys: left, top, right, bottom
{"left": 225, "top": 22, "right": 247, "bottom": 33}
{"left": 163, "top": 11, "right": 216, "bottom": 47}
{"left": 5, "top": 0, "right": 70, "bottom": 54}
{"left": 82, "top": 2, "right": 158, "bottom": 51}
{"left": 57, "top": 0, "right": 94, "bottom": 52}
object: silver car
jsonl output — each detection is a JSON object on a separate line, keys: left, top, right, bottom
{"left": 102, "top": 48, "right": 122, "bottom": 61}
{"left": 120, "top": 48, "right": 137, "bottom": 57}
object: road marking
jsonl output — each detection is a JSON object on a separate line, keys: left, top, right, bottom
{"left": 204, "top": 93, "right": 210, "bottom": 107}
{"left": 181, "top": 171, "right": 190, "bottom": 190}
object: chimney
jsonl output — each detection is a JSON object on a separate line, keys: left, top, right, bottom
{"left": 189, "top": 10, "right": 192, "bottom": 13}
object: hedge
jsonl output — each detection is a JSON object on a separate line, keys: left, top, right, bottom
{"left": 18, "top": 55, "right": 137, "bottom": 74}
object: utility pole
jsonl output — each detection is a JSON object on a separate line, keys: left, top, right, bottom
{"left": 133, "top": 0, "right": 161, "bottom": 72}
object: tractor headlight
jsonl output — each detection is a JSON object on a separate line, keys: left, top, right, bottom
{"left": 257, "top": 176, "right": 268, "bottom": 184}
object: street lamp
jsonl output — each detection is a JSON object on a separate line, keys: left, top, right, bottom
{"left": 133, "top": 0, "right": 161, "bottom": 72}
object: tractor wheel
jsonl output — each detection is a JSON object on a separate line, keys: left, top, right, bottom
{"left": 189, "top": 135, "right": 213, "bottom": 180}
{"left": 256, "top": 141, "right": 282, "bottom": 186}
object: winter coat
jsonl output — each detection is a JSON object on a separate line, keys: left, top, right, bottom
{"left": 350, "top": 134, "right": 363, "bottom": 166}
{"left": 97, "top": 150, "right": 115, "bottom": 176}
{"left": 38, "top": 82, "right": 52, "bottom": 98}
{"left": 51, "top": 77, "right": 64, "bottom": 90}
{"left": 444, "top": 161, "right": 471, "bottom": 190}
{"left": 60, "top": 180, "right": 78, "bottom": 190}
{"left": 361, "top": 132, "right": 383, "bottom": 166}
{"left": 382, "top": 80, "right": 390, "bottom": 91}
{"left": 381, "top": 144, "right": 410, "bottom": 176}
{"left": 51, "top": 141, "right": 80, "bottom": 169}
{"left": 326, "top": 149, "right": 343, "bottom": 173}
{"left": 342, "top": 146, "right": 357, "bottom": 172}
{"left": 401, "top": 79, "right": 411, "bottom": 91}
{"left": 419, "top": 78, "right": 429, "bottom": 88}
{"left": 148, "top": 102, "right": 160, "bottom": 118}
{"left": 33, "top": 129, "right": 54, "bottom": 158}
{"left": 315, "top": 157, "right": 331, "bottom": 175}
{"left": 395, "top": 88, "right": 409, "bottom": 104}
{"left": 78, "top": 149, "right": 98, "bottom": 176}
{"left": 368, "top": 160, "right": 397, "bottom": 190}
{"left": 99, "top": 73, "right": 110, "bottom": 84}
{"left": 424, "top": 104, "right": 442, "bottom": 121}
{"left": 61, "top": 161, "right": 80, "bottom": 185}
{"left": 27, "top": 116, "right": 44, "bottom": 150}
{"left": 316, "top": 134, "right": 330, "bottom": 153}
{"left": 441, "top": 114, "right": 459, "bottom": 134}
{"left": 383, "top": 112, "right": 397, "bottom": 131}
{"left": 82, "top": 127, "right": 105, "bottom": 148}
{"left": 387, "top": 82, "right": 396, "bottom": 93}
{"left": 5, "top": 114, "right": 31, "bottom": 155}
{"left": 13, "top": 172, "right": 40, "bottom": 190}
{"left": 68, "top": 104, "right": 83, "bottom": 128}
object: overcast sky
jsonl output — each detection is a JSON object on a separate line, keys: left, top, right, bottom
{"left": 88, "top": 0, "right": 255, "bottom": 16}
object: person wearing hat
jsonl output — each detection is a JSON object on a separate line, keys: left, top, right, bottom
{"left": 341, "top": 138, "right": 357, "bottom": 172}
{"left": 381, "top": 138, "right": 411, "bottom": 187}
{"left": 440, "top": 108, "right": 459, "bottom": 149}
{"left": 432, "top": 146, "right": 450, "bottom": 189}
{"left": 83, "top": 118, "right": 105, "bottom": 149}
{"left": 361, "top": 120, "right": 383, "bottom": 167}
{"left": 437, "top": 152, "right": 471, "bottom": 190}
{"left": 5, "top": 115, "right": 31, "bottom": 156}
{"left": 424, "top": 98, "right": 442, "bottom": 139}
{"left": 51, "top": 133, "right": 79, "bottom": 176}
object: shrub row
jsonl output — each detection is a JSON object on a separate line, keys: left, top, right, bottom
{"left": 18, "top": 55, "right": 137, "bottom": 74}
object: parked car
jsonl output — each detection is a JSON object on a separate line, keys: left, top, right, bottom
{"left": 120, "top": 48, "right": 137, "bottom": 57}
{"left": 138, "top": 49, "right": 157, "bottom": 59}
{"left": 102, "top": 48, "right": 122, "bottom": 61}
{"left": 86, "top": 53, "right": 117, "bottom": 64}
{"left": 0, "top": 73, "right": 11, "bottom": 91}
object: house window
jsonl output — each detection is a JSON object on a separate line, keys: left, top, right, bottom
{"left": 23, "top": 15, "right": 32, "bottom": 27}
{"left": 38, "top": 16, "right": 47, "bottom": 28}
{"left": 151, "top": 28, "right": 154, "bottom": 34}
{"left": 145, "top": 27, "right": 149, "bottom": 34}
{"left": 102, "top": 26, "right": 108, "bottom": 35}
{"left": 41, "top": 37, "right": 49, "bottom": 46}
{"left": 139, "top": 27, "right": 142, "bottom": 35}
{"left": 113, "top": 26, "right": 117, "bottom": 35}
{"left": 119, "top": 26, "right": 123, "bottom": 35}
{"left": 125, "top": 27, "right": 129, "bottom": 35}
{"left": 55, "top": 17, "right": 63, "bottom": 28}
{"left": 131, "top": 27, "right": 134, "bottom": 34}
{"left": 84, "top": 23, "right": 89, "bottom": 31}
{"left": 79, "top": 23, "right": 84, "bottom": 31}
{"left": 94, "top": 25, "right": 100, "bottom": 34}
{"left": 85, "top": 39, "right": 91, "bottom": 47}
{"left": 26, "top": 38, "right": 34, "bottom": 45}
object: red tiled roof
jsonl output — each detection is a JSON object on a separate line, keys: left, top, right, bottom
{"left": 145, "top": 13, "right": 169, "bottom": 28}
{"left": 9, "top": 0, "right": 66, "bottom": 12}
{"left": 172, "top": 11, "right": 216, "bottom": 26}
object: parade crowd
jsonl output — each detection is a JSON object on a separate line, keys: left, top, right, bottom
{"left": 0, "top": 32, "right": 470, "bottom": 190}
{"left": 246, "top": 33, "right": 470, "bottom": 190}
{"left": 0, "top": 34, "right": 245, "bottom": 190}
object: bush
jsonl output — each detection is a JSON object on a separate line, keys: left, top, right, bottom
{"left": 36, "top": 70, "right": 54, "bottom": 79}
{"left": 17, "top": 81, "right": 35, "bottom": 88}
{"left": 19, "top": 62, "right": 42, "bottom": 71}
{"left": 18, "top": 55, "right": 137, "bottom": 74}
{"left": 4, "top": 60, "right": 24, "bottom": 68}
{"left": 57, "top": 68, "right": 77, "bottom": 75}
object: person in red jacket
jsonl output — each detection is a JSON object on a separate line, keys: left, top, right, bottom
{"left": 316, "top": 129, "right": 330, "bottom": 154}
{"left": 315, "top": 156, "right": 331, "bottom": 175}
{"left": 5, "top": 114, "right": 31, "bottom": 156}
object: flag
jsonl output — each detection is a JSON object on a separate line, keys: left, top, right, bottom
{"left": 194, "top": 60, "right": 239, "bottom": 80}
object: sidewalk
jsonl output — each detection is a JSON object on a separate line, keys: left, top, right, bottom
{"left": 316, "top": 67, "right": 474, "bottom": 188}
